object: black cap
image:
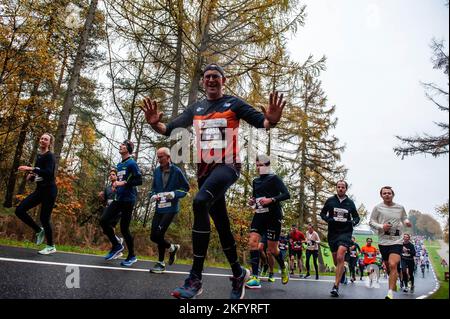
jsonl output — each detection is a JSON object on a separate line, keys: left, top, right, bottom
{"left": 123, "top": 140, "right": 134, "bottom": 154}
{"left": 203, "top": 63, "right": 225, "bottom": 77}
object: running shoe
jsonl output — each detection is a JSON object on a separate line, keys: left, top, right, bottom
{"left": 268, "top": 273, "right": 275, "bottom": 283}
{"left": 36, "top": 228, "right": 45, "bottom": 245}
{"left": 121, "top": 256, "right": 137, "bottom": 267}
{"left": 281, "top": 262, "right": 290, "bottom": 284}
{"left": 168, "top": 244, "right": 180, "bottom": 265}
{"left": 150, "top": 262, "right": 166, "bottom": 274}
{"left": 330, "top": 285, "right": 339, "bottom": 297}
{"left": 38, "top": 245, "right": 56, "bottom": 255}
{"left": 171, "top": 272, "right": 203, "bottom": 299}
{"left": 245, "top": 276, "right": 261, "bottom": 289}
{"left": 104, "top": 244, "right": 124, "bottom": 260}
{"left": 385, "top": 291, "right": 394, "bottom": 299}
{"left": 304, "top": 273, "right": 311, "bottom": 279}
{"left": 230, "top": 267, "right": 250, "bottom": 299}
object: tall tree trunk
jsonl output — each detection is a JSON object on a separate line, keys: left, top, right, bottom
{"left": 54, "top": 0, "right": 99, "bottom": 171}
{"left": 3, "top": 82, "right": 40, "bottom": 207}
{"left": 187, "top": 0, "right": 217, "bottom": 105}
{"left": 63, "top": 115, "right": 79, "bottom": 164}
{"left": 171, "top": 0, "right": 184, "bottom": 119}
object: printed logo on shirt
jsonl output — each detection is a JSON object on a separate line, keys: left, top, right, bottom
{"left": 222, "top": 102, "right": 231, "bottom": 109}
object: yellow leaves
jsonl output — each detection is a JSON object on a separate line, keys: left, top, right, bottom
{"left": 54, "top": 171, "right": 82, "bottom": 216}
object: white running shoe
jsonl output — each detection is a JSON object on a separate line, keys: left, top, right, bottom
{"left": 38, "top": 245, "right": 56, "bottom": 255}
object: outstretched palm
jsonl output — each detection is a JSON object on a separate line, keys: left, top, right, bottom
{"left": 261, "top": 91, "right": 287, "bottom": 124}
{"left": 141, "top": 97, "right": 163, "bottom": 125}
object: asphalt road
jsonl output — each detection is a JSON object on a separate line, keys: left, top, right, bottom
{"left": 0, "top": 245, "right": 439, "bottom": 299}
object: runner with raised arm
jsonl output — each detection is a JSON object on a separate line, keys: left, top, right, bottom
{"left": 141, "top": 64, "right": 286, "bottom": 299}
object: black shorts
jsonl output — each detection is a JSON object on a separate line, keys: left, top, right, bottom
{"left": 328, "top": 233, "right": 352, "bottom": 253}
{"left": 250, "top": 211, "right": 282, "bottom": 241}
{"left": 289, "top": 249, "right": 303, "bottom": 258}
{"left": 379, "top": 244, "right": 403, "bottom": 261}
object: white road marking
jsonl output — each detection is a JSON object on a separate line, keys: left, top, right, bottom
{"left": 0, "top": 256, "right": 386, "bottom": 284}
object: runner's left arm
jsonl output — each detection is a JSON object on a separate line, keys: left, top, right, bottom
{"left": 126, "top": 162, "right": 143, "bottom": 186}
{"left": 173, "top": 168, "right": 190, "bottom": 199}
{"left": 272, "top": 175, "right": 290, "bottom": 202}
{"left": 350, "top": 201, "right": 360, "bottom": 226}
{"left": 233, "top": 99, "right": 266, "bottom": 129}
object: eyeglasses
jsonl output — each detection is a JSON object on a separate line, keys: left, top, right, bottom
{"left": 203, "top": 74, "right": 222, "bottom": 80}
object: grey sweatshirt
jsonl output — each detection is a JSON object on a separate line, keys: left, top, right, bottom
{"left": 369, "top": 202, "right": 409, "bottom": 246}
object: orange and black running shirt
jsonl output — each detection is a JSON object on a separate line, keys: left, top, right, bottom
{"left": 165, "top": 95, "right": 266, "bottom": 179}
{"left": 361, "top": 245, "right": 377, "bottom": 265}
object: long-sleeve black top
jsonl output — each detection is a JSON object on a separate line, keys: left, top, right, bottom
{"left": 252, "top": 173, "right": 290, "bottom": 215}
{"left": 32, "top": 151, "right": 56, "bottom": 188}
{"left": 320, "top": 195, "right": 360, "bottom": 236}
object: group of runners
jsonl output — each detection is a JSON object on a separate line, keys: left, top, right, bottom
{"left": 13, "top": 63, "right": 420, "bottom": 300}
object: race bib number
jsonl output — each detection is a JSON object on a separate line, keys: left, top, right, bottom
{"left": 117, "top": 170, "right": 126, "bottom": 182}
{"left": 333, "top": 208, "right": 349, "bottom": 222}
{"left": 367, "top": 253, "right": 373, "bottom": 258}
{"left": 157, "top": 192, "right": 172, "bottom": 209}
{"left": 196, "top": 119, "right": 228, "bottom": 150}
{"left": 254, "top": 197, "right": 269, "bottom": 214}
{"left": 384, "top": 228, "right": 400, "bottom": 237}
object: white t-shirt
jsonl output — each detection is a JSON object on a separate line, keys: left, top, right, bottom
{"left": 306, "top": 231, "right": 320, "bottom": 251}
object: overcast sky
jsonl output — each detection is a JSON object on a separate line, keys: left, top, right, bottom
{"left": 287, "top": 0, "right": 449, "bottom": 223}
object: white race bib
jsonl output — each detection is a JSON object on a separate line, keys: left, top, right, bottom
{"left": 157, "top": 192, "right": 173, "bottom": 208}
{"left": 196, "top": 119, "right": 228, "bottom": 150}
{"left": 254, "top": 197, "right": 269, "bottom": 214}
{"left": 117, "top": 170, "right": 126, "bottom": 182}
{"left": 333, "top": 208, "right": 349, "bottom": 222}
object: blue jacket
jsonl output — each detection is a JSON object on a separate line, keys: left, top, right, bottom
{"left": 150, "top": 163, "right": 189, "bottom": 214}
{"left": 115, "top": 157, "right": 142, "bottom": 202}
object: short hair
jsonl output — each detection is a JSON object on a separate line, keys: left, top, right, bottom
{"left": 122, "top": 140, "right": 134, "bottom": 154}
{"left": 203, "top": 63, "right": 225, "bottom": 77}
{"left": 366, "top": 237, "right": 373, "bottom": 242}
{"left": 336, "top": 180, "right": 348, "bottom": 189}
{"left": 109, "top": 168, "right": 117, "bottom": 174}
{"left": 380, "top": 186, "right": 395, "bottom": 196}
{"left": 256, "top": 154, "right": 271, "bottom": 166}
{"left": 157, "top": 147, "right": 171, "bottom": 157}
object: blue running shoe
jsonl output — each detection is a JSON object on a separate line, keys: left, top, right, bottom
{"left": 105, "top": 244, "right": 124, "bottom": 261}
{"left": 230, "top": 267, "right": 250, "bottom": 299}
{"left": 171, "top": 272, "right": 203, "bottom": 299}
{"left": 121, "top": 256, "right": 137, "bottom": 267}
